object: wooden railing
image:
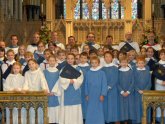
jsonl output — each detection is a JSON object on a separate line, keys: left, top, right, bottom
{"left": 142, "top": 91, "right": 165, "bottom": 124}
{"left": 0, "top": 91, "right": 48, "bottom": 124}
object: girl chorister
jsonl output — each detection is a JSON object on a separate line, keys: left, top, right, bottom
{"left": 2, "top": 49, "right": 16, "bottom": 80}
{"left": 23, "top": 59, "right": 48, "bottom": 124}
{"left": 3, "top": 62, "right": 25, "bottom": 124}
{"left": 43, "top": 55, "right": 60, "bottom": 124}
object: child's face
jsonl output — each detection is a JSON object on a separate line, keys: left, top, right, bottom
{"left": 160, "top": 53, "right": 165, "bottom": 61}
{"left": 28, "top": 61, "right": 37, "bottom": 71}
{"left": 80, "top": 55, "right": 88, "bottom": 64}
{"left": 104, "top": 54, "right": 113, "bottom": 63}
{"left": 119, "top": 53, "right": 126, "bottom": 60}
{"left": 0, "top": 51, "right": 5, "bottom": 58}
{"left": 44, "top": 52, "right": 51, "bottom": 60}
{"left": 7, "top": 52, "right": 15, "bottom": 61}
{"left": 120, "top": 60, "right": 128, "bottom": 67}
{"left": 13, "top": 65, "right": 21, "bottom": 74}
{"left": 48, "top": 44, "right": 55, "bottom": 52}
{"left": 83, "top": 45, "right": 90, "bottom": 53}
{"left": 127, "top": 52, "right": 136, "bottom": 61}
{"left": 137, "top": 60, "right": 145, "bottom": 69}
{"left": 66, "top": 45, "right": 71, "bottom": 52}
{"left": 146, "top": 49, "right": 154, "bottom": 58}
{"left": 25, "top": 56, "right": 33, "bottom": 62}
{"left": 89, "top": 53, "right": 97, "bottom": 58}
{"left": 38, "top": 43, "right": 45, "bottom": 52}
{"left": 71, "top": 49, "right": 79, "bottom": 55}
{"left": 91, "top": 59, "right": 99, "bottom": 68}
{"left": 67, "top": 55, "right": 75, "bottom": 65}
{"left": 113, "top": 51, "right": 118, "bottom": 58}
{"left": 58, "top": 53, "right": 66, "bottom": 61}
{"left": 19, "top": 46, "right": 25, "bottom": 55}
{"left": 48, "top": 57, "right": 56, "bottom": 67}
{"left": 141, "top": 48, "right": 146, "bottom": 55}
{"left": 97, "top": 48, "right": 104, "bottom": 57}
{"left": 75, "top": 55, "right": 80, "bottom": 64}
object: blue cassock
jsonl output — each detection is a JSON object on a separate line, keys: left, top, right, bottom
{"left": 134, "top": 67, "right": 151, "bottom": 123}
{"left": 102, "top": 65, "right": 120, "bottom": 122}
{"left": 118, "top": 68, "right": 135, "bottom": 121}
{"left": 85, "top": 69, "right": 107, "bottom": 124}
{"left": 19, "top": 58, "right": 26, "bottom": 65}
{"left": 63, "top": 67, "right": 82, "bottom": 106}
{"left": 44, "top": 69, "right": 59, "bottom": 107}
{"left": 78, "top": 66, "right": 90, "bottom": 119}
{"left": 34, "top": 53, "right": 45, "bottom": 64}
{"left": 129, "top": 61, "right": 136, "bottom": 68}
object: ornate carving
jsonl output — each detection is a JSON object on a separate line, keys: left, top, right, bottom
{"left": 142, "top": 91, "right": 165, "bottom": 124}
{"left": 0, "top": 91, "right": 48, "bottom": 124}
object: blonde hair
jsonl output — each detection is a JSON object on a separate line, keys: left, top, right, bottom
{"left": 11, "top": 62, "right": 22, "bottom": 74}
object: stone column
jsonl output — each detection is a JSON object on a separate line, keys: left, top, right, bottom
{"left": 123, "top": 0, "right": 133, "bottom": 33}
{"left": 65, "top": 0, "right": 77, "bottom": 44}
{"left": 143, "top": 0, "right": 152, "bottom": 24}
{"left": 14, "top": 0, "right": 19, "bottom": 20}
{"left": 46, "top": 0, "right": 55, "bottom": 30}
{"left": 18, "top": 0, "right": 22, "bottom": 20}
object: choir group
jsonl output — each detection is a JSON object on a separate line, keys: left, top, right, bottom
{"left": 0, "top": 31, "right": 165, "bottom": 124}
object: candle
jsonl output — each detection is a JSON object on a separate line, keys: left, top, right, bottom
{"left": 41, "top": 3, "right": 43, "bottom": 14}
{"left": 152, "top": 3, "right": 154, "bottom": 13}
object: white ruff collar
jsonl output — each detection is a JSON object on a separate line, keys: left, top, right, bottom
{"left": 90, "top": 66, "right": 102, "bottom": 71}
{"left": 119, "top": 67, "right": 130, "bottom": 71}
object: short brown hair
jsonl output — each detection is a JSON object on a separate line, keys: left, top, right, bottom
{"left": 90, "top": 56, "right": 100, "bottom": 64}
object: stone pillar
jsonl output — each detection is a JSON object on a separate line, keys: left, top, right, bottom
{"left": 46, "top": 0, "right": 55, "bottom": 31}
{"left": 7, "top": 0, "right": 13, "bottom": 18}
{"left": 65, "top": 0, "right": 77, "bottom": 44}
{"left": 18, "top": 0, "right": 22, "bottom": 20}
{"left": 123, "top": 0, "right": 132, "bottom": 33}
{"left": 143, "top": 0, "right": 152, "bottom": 24}
{"left": 14, "top": 0, "right": 19, "bottom": 20}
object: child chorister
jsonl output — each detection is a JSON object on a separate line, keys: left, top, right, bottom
{"left": 59, "top": 53, "right": 83, "bottom": 124}
{"left": 78, "top": 52, "right": 90, "bottom": 120}
{"left": 153, "top": 49, "right": 165, "bottom": 122}
{"left": 3, "top": 62, "right": 25, "bottom": 124}
{"left": 33, "top": 41, "right": 45, "bottom": 64}
{"left": 118, "top": 57, "right": 135, "bottom": 124}
{"left": 101, "top": 51, "right": 120, "bottom": 123}
{"left": 40, "top": 49, "right": 53, "bottom": 70}
{"left": 23, "top": 59, "right": 48, "bottom": 124}
{"left": 134, "top": 56, "right": 151, "bottom": 124}
{"left": 22, "top": 52, "right": 33, "bottom": 75}
{"left": 2, "top": 49, "right": 16, "bottom": 80}
{"left": 43, "top": 55, "right": 60, "bottom": 124}
{"left": 85, "top": 56, "right": 107, "bottom": 124}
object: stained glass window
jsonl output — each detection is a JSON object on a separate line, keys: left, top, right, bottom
{"left": 111, "top": 0, "right": 119, "bottom": 19}
{"left": 63, "top": 0, "right": 137, "bottom": 20}
{"left": 82, "top": 0, "right": 89, "bottom": 19}
{"left": 132, "top": 0, "right": 137, "bottom": 19}
{"left": 102, "top": 2, "right": 108, "bottom": 19}
{"left": 74, "top": 1, "right": 80, "bottom": 19}
{"left": 92, "top": 0, "right": 99, "bottom": 20}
